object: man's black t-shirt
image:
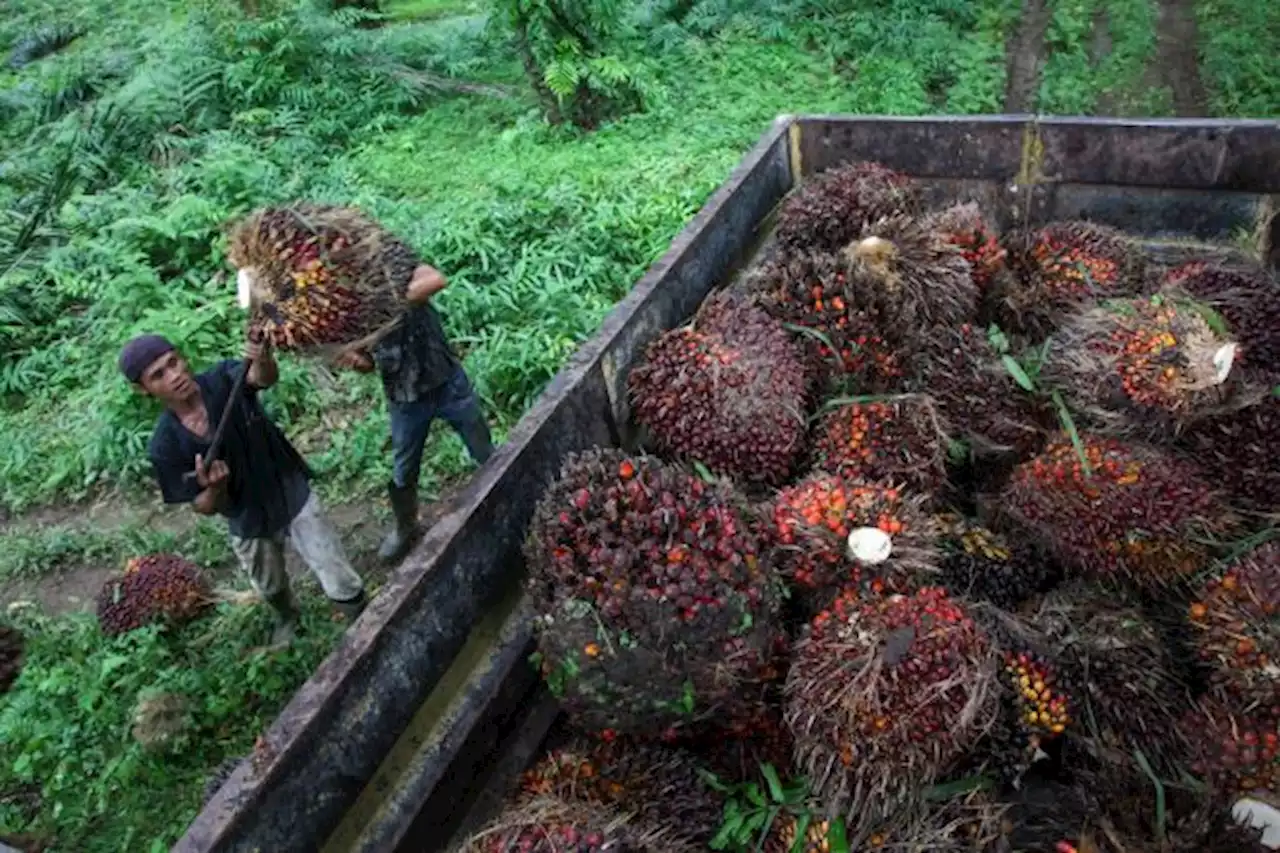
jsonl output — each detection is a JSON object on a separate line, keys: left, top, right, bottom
{"left": 148, "top": 359, "right": 311, "bottom": 540}
{"left": 371, "top": 302, "right": 460, "bottom": 404}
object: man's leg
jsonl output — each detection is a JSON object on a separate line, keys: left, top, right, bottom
{"left": 288, "top": 492, "right": 368, "bottom": 621}
{"left": 381, "top": 397, "right": 434, "bottom": 564}
{"left": 229, "top": 531, "right": 300, "bottom": 644}
{"left": 438, "top": 365, "right": 495, "bottom": 466}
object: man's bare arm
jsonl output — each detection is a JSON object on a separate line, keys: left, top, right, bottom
{"left": 406, "top": 265, "right": 448, "bottom": 304}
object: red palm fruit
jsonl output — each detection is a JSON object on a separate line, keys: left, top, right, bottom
{"left": 785, "top": 586, "right": 998, "bottom": 842}
{"left": 1177, "top": 393, "right": 1280, "bottom": 514}
{"left": 997, "top": 433, "right": 1234, "bottom": 592}
{"left": 924, "top": 202, "right": 1012, "bottom": 298}
{"left": 769, "top": 473, "right": 938, "bottom": 605}
{"left": 1179, "top": 698, "right": 1280, "bottom": 798}
{"left": 0, "top": 624, "right": 23, "bottom": 695}
{"left": 773, "top": 160, "right": 920, "bottom": 255}
{"left": 1040, "top": 294, "right": 1247, "bottom": 439}
{"left": 809, "top": 394, "right": 947, "bottom": 497}
{"left": 96, "top": 554, "right": 213, "bottom": 637}
{"left": 628, "top": 292, "right": 812, "bottom": 487}
{"left": 1188, "top": 542, "right": 1280, "bottom": 706}
{"left": 523, "top": 448, "right": 782, "bottom": 737}
{"left": 1001, "top": 221, "right": 1150, "bottom": 340}
{"left": 1163, "top": 260, "right": 1280, "bottom": 378}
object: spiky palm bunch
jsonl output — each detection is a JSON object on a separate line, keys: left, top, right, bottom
{"left": 1177, "top": 395, "right": 1280, "bottom": 513}
{"left": 772, "top": 160, "right": 919, "bottom": 255}
{"left": 1179, "top": 698, "right": 1280, "bottom": 799}
{"left": 809, "top": 395, "right": 948, "bottom": 497}
{"left": 1189, "top": 542, "right": 1280, "bottom": 706}
{"left": 524, "top": 448, "right": 781, "bottom": 736}
{"left": 923, "top": 202, "right": 1012, "bottom": 302}
{"left": 1001, "top": 221, "right": 1150, "bottom": 340}
{"left": 227, "top": 202, "right": 419, "bottom": 353}
{"left": 459, "top": 796, "right": 667, "bottom": 853}
{"left": 628, "top": 292, "right": 812, "bottom": 487}
{"left": 1040, "top": 294, "right": 1244, "bottom": 438}
{"left": 130, "top": 690, "right": 192, "bottom": 754}
{"left": 96, "top": 554, "right": 212, "bottom": 637}
{"left": 998, "top": 434, "right": 1232, "bottom": 591}
{"left": 785, "top": 586, "right": 998, "bottom": 842}
{"left": 1163, "top": 260, "right": 1280, "bottom": 378}
{"left": 934, "top": 514, "right": 1060, "bottom": 610}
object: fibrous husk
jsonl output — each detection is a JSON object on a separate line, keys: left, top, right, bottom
{"left": 923, "top": 202, "right": 1014, "bottom": 302}
{"left": 1039, "top": 294, "right": 1248, "bottom": 439}
{"left": 628, "top": 291, "right": 812, "bottom": 487}
{"left": 458, "top": 795, "right": 671, "bottom": 853}
{"left": 934, "top": 513, "right": 1062, "bottom": 610}
{"left": 519, "top": 736, "right": 722, "bottom": 848}
{"left": 130, "top": 690, "right": 192, "bottom": 754}
{"left": 1189, "top": 542, "right": 1280, "bottom": 707}
{"left": 1177, "top": 395, "right": 1280, "bottom": 514}
{"left": 1001, "top": 221, "right": 1150, "bottom": 340}
{"left": 1162, "top": 260, "right": 1280, "bottom": 379}
{"left": 1035, "top": 582, "right": 1195, "bottom": 778}
{"left": 226, "top": 202, "right": 419, "bottom": 354}
{"left": 0, "top": 623, "right": 24, "bottom": 695}
{"left": 769, "top": 473, "right": 939, "bottom": 608}
{"left": 785, "top": 586, "right": 999, "bottom": 842}
{"left": 95, "top": 553, "right": 213, "bottom": 637}
{"left": 997, "top": 434, "right": 1234, "bottom": 592}
{"left": 1178, "top": 697, "right": 1280, "bottom": 800}
{"left": 809, "top": 394, "right": 949, "bottom": 498}
{"left": 772, "top": 160, "right": 920, "bottom": 256}
{"left": 524, "top": 448, "right": 782, "bottom": 737}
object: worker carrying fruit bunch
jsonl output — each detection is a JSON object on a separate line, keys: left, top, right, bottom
{"left": 330, "top": 263, "right": 495, "bottom": 564}
{"left": 226, "top": 202, "right": 496, "bottom": 567}
{"left": 118, "top": 331, "right": 368, "bottom": 646}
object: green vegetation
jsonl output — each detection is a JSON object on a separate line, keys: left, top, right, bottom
{"left": 1036, "top": 0, "right": 1164, "bottom": 116}
{"left": 0, "top": 0, "right": 1277, "bottom": 849}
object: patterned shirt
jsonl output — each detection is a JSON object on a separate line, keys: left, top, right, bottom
{"left": 371, "top": 302, "right": 460, "bottom": 404}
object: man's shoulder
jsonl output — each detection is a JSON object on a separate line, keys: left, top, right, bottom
{"left": 147, "top": 410, "right": 182, "bottom": 460}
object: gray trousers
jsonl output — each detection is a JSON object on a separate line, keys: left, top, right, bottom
{"left": 229, "top": 492, "right": 364, "bottom": 603}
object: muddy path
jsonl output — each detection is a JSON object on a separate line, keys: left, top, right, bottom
{"left": 1151, "top": 0, "right": 1210, "bottom": 116}
{"left": 1004, "top": 0, "right": 1053, "bottom": 112}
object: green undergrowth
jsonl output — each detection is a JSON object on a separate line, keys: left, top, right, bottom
{"left": 1195, "top": 0, "right": 1280, "bottom": 116}
{"left": 0, "top": 518, "right": 228, "bottom": 584}
{"left": 0, "top": 596, "right": 347, "bottom": 851}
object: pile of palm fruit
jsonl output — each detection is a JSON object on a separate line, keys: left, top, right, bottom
{"left": 95, "top": 553, "right": 213, "bottom": 637}
{"left": 465, "top": 160, "right": 1280, "bottom": 851}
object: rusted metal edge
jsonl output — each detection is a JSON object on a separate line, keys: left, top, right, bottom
{"left": 174, "top": 114, "right": 795, "bottom": 853}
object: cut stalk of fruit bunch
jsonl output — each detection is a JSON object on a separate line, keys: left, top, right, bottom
{"left": 768, "top": 472, "right": 939, "bottom": 612}
{"left": 997, "top": 433, "right": 1234, "bottom": 592}
{"left": 1162, "top": 260, "right": 1280, "bottom": 379}
{"left": 226, "top": 203, "right": 419, "bottom": 355}
{"left": 809, "top": 394, "right": 949, "bottom": 498}
{"left": 785, "top": 585, "right": 998, "bottom": 843}
{"left": 1039, "top": 293, "right": 1249, "bottom": 439}
{"left": 628, "top": 291, "right": 813, "bottom": 488}
{"left": 1000, "top": 221, "right": 1150, "bottom": 341}
{"left": 96, "top": 553, "right": 213, "bottom": 637}
{"left": 523, "top": 448, "right": 783, "bottom": 738}
{"left": 772, "top": 160, "right": 920, "bottom": 256}
{"left": 1188, "top": 542, "right": 1280, "bottom": 707}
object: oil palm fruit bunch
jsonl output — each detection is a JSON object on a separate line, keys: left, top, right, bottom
{"left": 202, "top": 755, "right": 243, "bottom": 806}
{"left": 628, "top": 292, "right": 812, "bottom": 487}
{"left": 1039, "top": 294, "right": 1243, "bottom": 439}
{"left": 785, "top": 585, "right": 998, "bottom": 841}
{"left": 459, "top": 795, "right": 668, "bottom": 853}
{"left": 809, "top": 395, "right": 948, "bottom": 498}
{"left": 130, "top": 690, "right": 192, "bottom": 755}
{"left": 999, "top": 781, "right": 1116, "bottom": 853}
{"left": 524, "top": 448, "right": 781, "bottom": 737}
{"left": 773, "top": 160, "right": 919, "bottom": 255}
{"left": 519, "top": 737, "right": 722, "bottom": 848}
{"left": 1188, "top": 542, "right": 1280, "bottom": 706}
{"left": 1002, "top": 221, "right": 1149, "bottom": 340}
{"left": 923, "top": 202, "right": 1011, "bottom": 301}
{"left": 934, "top": 513, "right": 1060, "bottom": 610}
{"left": 1162, "top": 260, "right": 1280, "bottom": 378}
{"left": 984, "top": 649, "right": 1072, "bottom": 787}
{"left": 1178, "top": 698, "right": 1280, "bottom": 797}
{"left": 227, "top": 203, "right": 419, "bottom": 354}
{"left": 96, "top": 553, "right": 213, "bottom": 637}
{"left": 997, "top": 433, "right": 1232, "bottom": 592}
{"left": 0, "top": 623, "right": 24, "bottom": 694}
{"left": 769, "top": 473, "right": 938, "bottom": 606}
{"left": 1036, "top": 582, "right": 1195, "bottom": 776}
{"left": 764, "top": 812, "right": 842, "bottom": 853}
{"left": 1177, "top": 395, "right": 1280, "bottom": 514}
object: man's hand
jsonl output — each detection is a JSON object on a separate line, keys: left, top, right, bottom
{"left": 245, "top": 330, "right": 280, "bottom": 388}
{"left": 194, "top": 453, "right": 229, "bottom": 490}
{"left": 333, "top": 348, "right": 375, "bottom": 373}
{"left": 405, "top": 265, "right": 448, "bottom": 304}
{"left": 245, "top": 334, "right": 270, "bottom": 363}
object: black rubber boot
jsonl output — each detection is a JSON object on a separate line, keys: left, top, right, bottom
{"left": 332, "top": 590, "right": 368, "bottom": 622}
{"left": 265, "top": 589, "right": 301, "bottom": 646}
{"left": 378, "top": 481, "right": 420, "bottom": 565}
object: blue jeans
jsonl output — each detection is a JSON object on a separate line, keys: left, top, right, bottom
{"left": 389, "top": 365, "right": 494, "bottom": 489}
